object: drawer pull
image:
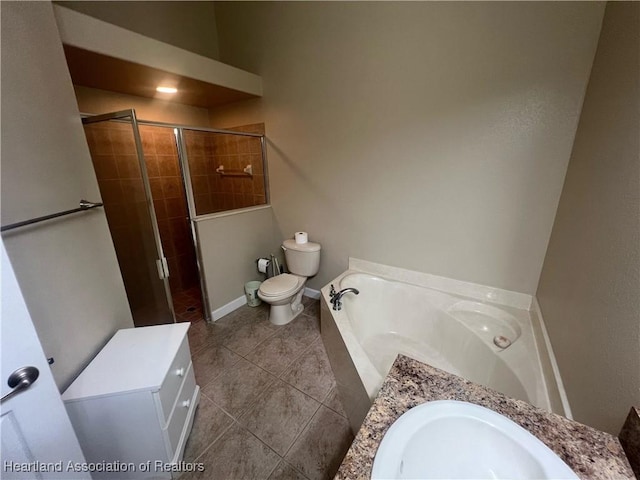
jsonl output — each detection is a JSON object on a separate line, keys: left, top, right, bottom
{"left": 175, "top": 367, "right": 185, "bottom": 377}
{"left": 182, "top": 399, "right": 191, "bottom": 409}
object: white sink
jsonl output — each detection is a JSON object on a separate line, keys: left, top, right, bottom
{"left": 371, "top": 400, "right": 578, "bottom": 479}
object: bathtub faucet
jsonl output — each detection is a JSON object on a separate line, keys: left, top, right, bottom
{"left": 329, "top": 285, "right": 359, "bottom": 311}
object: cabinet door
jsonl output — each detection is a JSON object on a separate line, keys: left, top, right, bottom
{"left": 162, "top": 364, "right": 197, "bottom": 459}
{"left": 156, "top": 336, "right": 192, "bottom": 422}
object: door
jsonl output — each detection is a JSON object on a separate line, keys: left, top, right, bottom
{"left": 1, "top": 240, "right": 90, "bottom": 479}
{"left": 83, "top": 110, "right": 175, "bottom": 327}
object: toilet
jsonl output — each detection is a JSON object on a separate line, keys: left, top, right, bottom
{"left": 258, "top": 238, "right": 321, "bottom": 325}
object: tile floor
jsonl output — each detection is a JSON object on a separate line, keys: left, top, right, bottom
{"left": 182, "top": 296, "right": 354, "bottom": 480}
{"left": 136, "top": 286, "right": 205, "bottom": 327}
{"left": 173, "top": 286, "right": 204, "bottom": 323}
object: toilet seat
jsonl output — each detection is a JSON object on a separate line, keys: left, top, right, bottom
{"left": 259, "top": 274, "right": 300, "bottom": 297}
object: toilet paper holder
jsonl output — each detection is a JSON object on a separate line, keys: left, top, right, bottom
{"left": 257, "top": 255, "right": 284, "bottom": 278}
{"left": 257, "top": 257, "right": 270, "bottom": 274}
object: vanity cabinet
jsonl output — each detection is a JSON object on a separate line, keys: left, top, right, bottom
{"left": 62, "top": 323, "right": 200, "bottom": 479}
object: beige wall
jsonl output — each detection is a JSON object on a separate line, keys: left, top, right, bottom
{"left": 55, "top": 1, "right": 219, "bottom": 60}
{"left": 196, "top": 207, "right": 279, "bottom": 312}
{"left": 75, "top": 85, "right": 210, "bottom": 127}
{"left": 537, "top": 2, "right": 640, "bottom": 435}
{"left": 213, "top": 2, "right": 604, "bottom": 294}
{"left": 1, "top": 2, "right": 133, "bottom": 391}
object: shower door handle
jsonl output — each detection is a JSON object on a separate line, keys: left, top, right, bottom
{"left": 156, "top": 257, "right": 170, "bottom": 279}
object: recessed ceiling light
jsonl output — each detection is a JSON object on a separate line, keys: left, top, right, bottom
{"left": 156, "top": 86, "right": 177, "bottom": 94}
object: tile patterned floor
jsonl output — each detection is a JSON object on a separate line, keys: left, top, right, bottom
{"left": 173, "top": 286, "right": 204, "bottom": 323}
{"left": 182, "top": 297, "right": 354, "bottom": 480}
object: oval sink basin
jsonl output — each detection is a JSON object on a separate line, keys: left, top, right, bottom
{"left": 372, "top": 400, "right": 578, "bottom": 479}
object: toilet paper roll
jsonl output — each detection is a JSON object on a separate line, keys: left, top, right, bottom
{"left": 257, "top": 258, "right": 270, "bottom": 274}
{"left": 295, "top": 232, "right": 308, "bottom": 244}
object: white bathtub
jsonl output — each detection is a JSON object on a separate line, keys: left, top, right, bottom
{"left": 320, "top": 259, "right": 569, "bottom": 433}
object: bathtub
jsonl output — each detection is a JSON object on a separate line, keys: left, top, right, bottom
{"left": 320, "top": 259, "right": 569, "bottom": 433}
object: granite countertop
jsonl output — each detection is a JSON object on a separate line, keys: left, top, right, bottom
{"left": 335, "top": 355, "right": 634, "bottom": 480}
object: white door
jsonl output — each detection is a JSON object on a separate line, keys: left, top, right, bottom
{"left": 1, "top": 240, "right": 90, "bottom": 479}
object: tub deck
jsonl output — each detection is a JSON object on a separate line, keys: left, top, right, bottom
{"left": 335, "top": 355, "right": 633, "bottom": 480}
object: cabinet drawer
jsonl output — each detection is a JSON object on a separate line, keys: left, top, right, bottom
{"left": 164, "top": 362, "right": 197, "bottom": 459}
{"left": 157, "top": 335, "right": 191, "bottom": 423}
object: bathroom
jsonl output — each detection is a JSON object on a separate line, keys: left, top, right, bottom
{"left": 1, "top": 1, "right": 638, "bottom": 479}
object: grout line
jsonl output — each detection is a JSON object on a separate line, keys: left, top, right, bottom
{"left": 193, "top": 346, "right": 243, "bottom": 391}
{"left": 270, "top": 345, "right": 314, "bottom": 381}
{"left": 281, "top": 401, "right": 324, "bottom": 460}
{"left": 195, "top": 415, "right": 286, "bottom": 474}
{"left": 234, "top": 374, "right": 280, "bottom": 425}
{"left": 273, "top": 337, "right": 339, "bottom": 405}
{"left": 229, "top": 326, "right": 282, "bottom": 360}
{"left": 235, "top": 319, "right": 310, "bottom": 372}
{"left": 276, "top": 336, "right": 321, "bottom": 371}
{"left": 190, "top": 416, "right": 235, "bottom": 464}
{"left": 276, "top": 336, "right": 318, "bottom": 383}
{"left": 188, "top": 306, "right": 329, "bottom": 479}
{"left": 226, "top": 365, "right": 279, "bottom": 421}
{"left": 281, "top": 459, "right": 312, "bottom": 480}
{"left": 243, "top": 320, "right": 284, "bottom": 350}
{"left": 198, "top": 388, "right": 216, "bottom": 405}
{"left": 280, "top": 380, "right": 330, "bottom": 408}
{"left": 200, "top": 390, "right": 240, "bottom": 423}
{"left": 238, "top": 378, "right": 322, "bottom": 462}
{"left": 234, "top": 421, "right": 285, "bottom": 478}
{"left": 187, "top": 324, "right": 220, "bottom": 357}
{"left": 320, "top": 383, "right": 334, "bottom": 404}
{"left": 321, "top": 390, "right": 348, "bottom": 419}
{"left": 264, "top": 459, "right": 283, "bottom": 480}
{"left": 230, "top": 373, "right": 322, "bottom": 464}
{"left": 267, "top": 367, "right": 324, "bottom": 411}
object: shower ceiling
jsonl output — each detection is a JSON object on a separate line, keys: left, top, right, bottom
{"left": 63, "top": 45, "right": 258, "bottom": 109}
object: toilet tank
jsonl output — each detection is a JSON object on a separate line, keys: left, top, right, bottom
{"left": 283, "top": 239, "right": 321, "bottom": 276}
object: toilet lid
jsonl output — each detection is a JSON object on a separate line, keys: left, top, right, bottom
{"left": 260, "top": 274, "right": 300, "bottom": 297}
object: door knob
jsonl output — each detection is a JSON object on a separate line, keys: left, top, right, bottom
{"left": 1, "top": 366, "right": 39, "bottom": 404}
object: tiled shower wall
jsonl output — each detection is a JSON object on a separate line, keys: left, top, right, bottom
{"left": 84, "top": 122, "right": 155, "bottom": 312}
{"left": 86, "top": 121, "right": 199, "bottom": 302}
{"left": 184, "top": 123, "right": 266, "bottom": 215}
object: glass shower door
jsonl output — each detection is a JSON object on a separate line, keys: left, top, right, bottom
{"left": 83, "top": 109, "right": 175, "bottom": 327}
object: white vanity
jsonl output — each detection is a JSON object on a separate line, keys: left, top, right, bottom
{"left": 62, "top": 323, "right": 199, "bottom": 479}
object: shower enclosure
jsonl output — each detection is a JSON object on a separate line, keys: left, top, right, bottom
{"left": 83, "top": 109, "right": 268, "bottom": 327}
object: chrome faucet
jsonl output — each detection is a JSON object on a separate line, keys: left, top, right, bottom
{"left": 329, "top": 284, "right": 360, "bottom": 311}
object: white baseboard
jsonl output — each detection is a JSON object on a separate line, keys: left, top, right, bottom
{"left": 304, "top": 287, "right": 321, "bottom": 299}
{"left": 212, "top": 288, "right": 319, "bottom": 321}
{"left": 211, "top": 295, "right": 247, "bottom": 321}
